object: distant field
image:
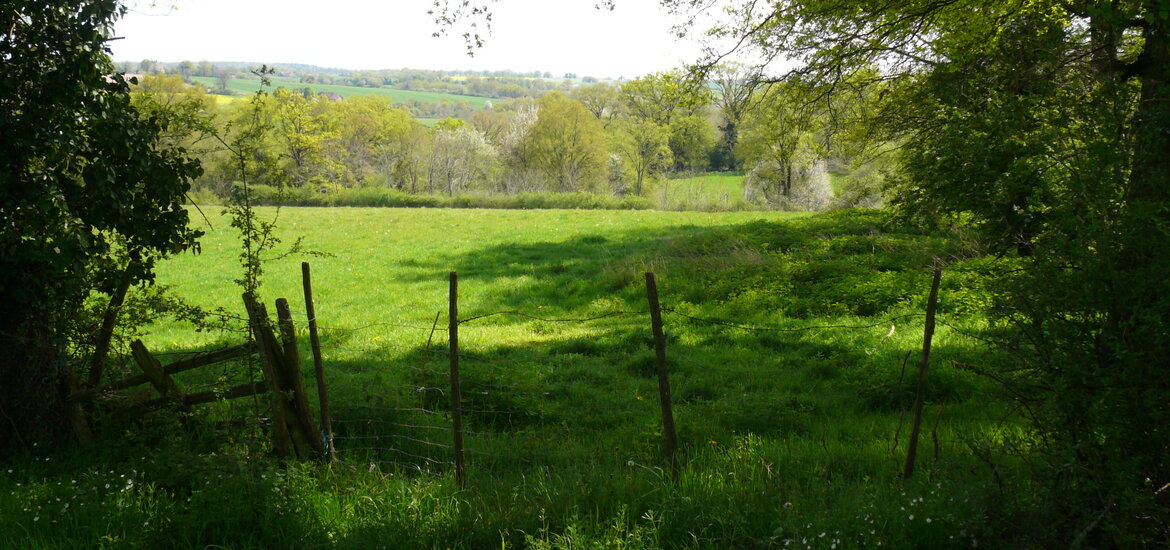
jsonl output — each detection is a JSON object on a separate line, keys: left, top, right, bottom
{"left": 659, "top": 172, "right": 747, "bottom": 210}
{"left": 191, "top": 76, "right": 493, "bottom": 108}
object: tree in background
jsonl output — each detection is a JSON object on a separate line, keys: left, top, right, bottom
{"left": 736, "top": 81, "right": 829, "bottom": 208}
{"left": 710, "top": 62, "right": 759, "bottom": 171}
{"left": 129, "top": 74, "right": 218, "bottom": 152}
{"left": 429, "top": 119, "right": 496, "bottom": 195}
{"left": 619, "top": 72, "right": 715, "bottom": 172}
{"left": 0, "top": 1, "right": 201, "bottom": 448}
{"left": 272, "top": 87, "right": 340, "bottom": 188}
{"left": 609, "top": 117, "right": 671, "bottom": 196}
{"left": 522, "top": 92, "right": 608, "bottom": 192}
{"left": 570, "top": 82, "right": 621, "bottom": 129}
{"left": 177, "top": 60, "right": 194, "bottom": 81}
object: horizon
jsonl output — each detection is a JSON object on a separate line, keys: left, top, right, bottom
{"left": 111, "top": 0, "right": 716, "bottom": 80}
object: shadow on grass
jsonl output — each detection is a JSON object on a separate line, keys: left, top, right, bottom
{"left": 396, "top": 210, "right": 976, "bottom": 323}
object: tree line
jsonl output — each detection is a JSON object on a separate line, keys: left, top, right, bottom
{"left": 122, "top": 60, "right": 609, "bottom": 101}
{"left": 137, "top": 68, "right": 887, "bottom": 210}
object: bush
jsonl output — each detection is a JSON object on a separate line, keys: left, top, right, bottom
{"left": 232, "top": 185, "right": 655, "bottom": 210}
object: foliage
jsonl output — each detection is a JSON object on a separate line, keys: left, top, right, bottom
{"left": 0, "top": 0, "right": 201, "bottom": 446}
{"left": 609, "top": 118, "right": 672, "bottom": 196}
{"left": 664, "top": 0, "right": 1170, "bottom": 543}
{"left": 521, "top": 92, "right": 609, "bottom": 192}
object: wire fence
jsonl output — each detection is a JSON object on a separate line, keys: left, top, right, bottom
{"left": 129, "top": 265, "right": 986, "bottom": 482}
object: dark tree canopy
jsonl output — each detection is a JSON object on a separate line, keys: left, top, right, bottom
{"left": 0, "top": 1, "right": 201, "bottom": 446}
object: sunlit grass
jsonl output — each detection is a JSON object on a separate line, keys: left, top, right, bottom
{"left": 2, "top": 207, "right": 1027, "bottom": 548}
{"left": 658, "top": 172, "right": 749, "bottom": 211}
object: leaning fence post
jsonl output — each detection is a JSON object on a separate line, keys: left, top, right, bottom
{"left": 302, "top": 262, "right": 336, "bottom": 464}
{"left": 645, "top": 272, "right": 680, "bottom": 482}
{"left": 243, "top": 293, "right": 294, "bottom": 458}
{"left": 131, "top": 339, "right": 191, "bottom": 414}
{"left": 449, "top": 272, "right": 466, "bottom": 489}
{"left": 276, "top": 298, "right": 325, "bottom": 458}
{"left": 904, "top": 267, "right": 942, "bottom": 480}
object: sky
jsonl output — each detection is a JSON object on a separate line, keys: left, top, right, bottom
{"left": 111, "top": 0, "right": 713, "bottom": 79}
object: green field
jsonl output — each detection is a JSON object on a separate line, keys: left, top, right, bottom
{"left": 191, "top": 76, "right": 494, "bottom": 108}
{"left": 660, "top": 173, "right": 748, "bottom": 210}
{"left": 1, "top": 207, "right": 1019, "bottom": 548}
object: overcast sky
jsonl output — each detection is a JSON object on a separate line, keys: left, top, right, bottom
{"left": 111, "top": 0, "right": 712, "bottom": 79}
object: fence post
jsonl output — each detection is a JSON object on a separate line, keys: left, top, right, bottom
{"left": 276, "top": 298, "right": 325, "bottom": 458}
{"left": 645, "top": 272, "right": 680, "bottom": 482}
{"left": 60, "top": 371, "right": 94, "bottom": 446}
{"left": 131, "top": 339, "right": 191, "bottom": 414}
{"left": 449, "top": 272, "right": 466, "bottom": 488}
{"left": 302, "top": 262, "right": 336, "bottom": 464}
{"left": 243, "top": 293, "right": 294, "bottom": 458}
{"left": 904, "top": 267, "right": 942, "bottom": 480}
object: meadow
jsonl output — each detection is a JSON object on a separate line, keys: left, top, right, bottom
{"left": 659, "top": 173, "right": 749, "bottom": 211}
{"left": 0, "top": 206, "right": 1026, "bottom": 548}
{"left": 190, "top": 76, "right": 493, "bottom": 108}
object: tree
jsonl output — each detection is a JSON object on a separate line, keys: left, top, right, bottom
{"left": 214, "top": 67, "right": 232, "bottom": 93}
{"left": 609, "top": 118, "right": 671, "bottom": 195}
{"left": 1, "top": 1, "right": 201, "bottom": 447}
{"left": 130, "top": 74, "right": 218, "bottom": 150}
{"left": 667, "top": 114, "right": 717, "bottom": 172}
{"left": 429, "top": 123, "right": 496, "bottom": 195}
{"left": 620, "top": 72, "right": 716, "bottom": 172}
{"left": 177, "top": 60, "right": 194, "bottom": 81}
{"left": 487, "top": 99, "right": 542, "bottom": 192}
{"left": 619, "top": 71, "right": 703, "bottom": 126}
{"left": 570, "top": 82, "right": 621, "bottom": 128}
{"left": 710, "top": 62, "right": 760, "bottom": 170}
{"left": 736, "top": 81, "right": 824, "bottom": 205}
{"left": 521, "top": 92, "right": 608, "bottom": 192}
{"left": 662, "top": 0, "right": 1170, "bottom": 542}
{"left": 272, "top": 87, "right": 338, "bottom": 187}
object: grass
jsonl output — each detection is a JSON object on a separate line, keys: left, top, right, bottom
{"left": 190, "top": 76, "right": 494, "bottom": 109}
{"left": 1, "top": 207, "right": 1029, "bottom": 548}
{"left": 658, "top": 173, "right": 749, "bottom": 211}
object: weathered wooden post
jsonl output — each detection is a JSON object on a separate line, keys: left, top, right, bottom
{"left": 645, "top": 272, "right": 680, "bottom": 482}
{"left": 131, "top": 339, "right": 191, "bottom": 414}
{"left": 449, "top": 272, "right": 466, "bottom": 488}
{"left": 302, "top": 262, "right": 336, "bottom": 463}
{"left": 243, "top": 293, "right": 295, "bottom": 458}
{"left": 276, "top": 298, "right": 325, "bottom": 458}
{"left": 904, "top": 267, "right": 942, "bottom": 480}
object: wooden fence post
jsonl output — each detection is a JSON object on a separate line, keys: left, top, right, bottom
{"left": 131, "top": 340, "right": 191, "bottom": 414}
{"left": 276, "top": 298, "right": 325, "bottom": 458}
{"left": 645, "top": 272, "right": 680, "bottom": 482}
{"left": 904, "top": 267, "right": 942, "bottom": 480}
{"left": 243, "top": 293, "right": 295, "bottom": 458}
{"left": 60, "top": 371, "right": 94, "bottom": 446}
{"left": 449, "top": 272, "right": 466, "bottom": 488}
{"left": 302, "top": 262, "right": 336, "bottom": 464}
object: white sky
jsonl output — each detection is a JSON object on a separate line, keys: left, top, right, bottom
{"left": 111, "top": 0, "right": 711, "bottom": 79}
